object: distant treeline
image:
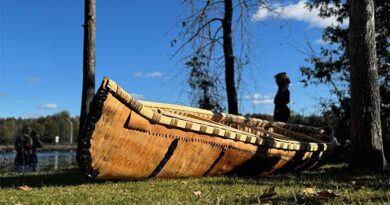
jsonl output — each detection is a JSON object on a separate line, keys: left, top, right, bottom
{"left": 0, "top": 111, "right": 79, "bottom": 144}
{"left": 246, "top": 113, "right": 327, "bottom": 128}
{"left": 1, "top": 111, "right": 327, "bottom": 145}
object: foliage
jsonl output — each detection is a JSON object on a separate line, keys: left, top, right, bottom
{"left": 300, "top": 0, "right": 390, "bottom": 156}
{"left": 302, "top": 0, "right": 390, "bottom": 92}
{"left": 0, "top": 120, "right": 17, "bottom": 144}
{"left": 186, "top": 55, "right": 224, "bottom": 112}
{"left": 0, "top": 167, "right": 389, "bottom": 204}
{"left": 246, "top": 113, "right": 327, "bottom": 128}
{"left": 0, "top": 111, "right": 79, "bottom": 145}
{"left": 246, "top": 113, "right": 274, "bottom": 122}
{"left": 289, "top": 113, "right": 327, "bottom": 128}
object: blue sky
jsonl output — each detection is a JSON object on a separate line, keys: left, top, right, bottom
{"left": 0, "top": 0, "right": 342, "bottom": 118}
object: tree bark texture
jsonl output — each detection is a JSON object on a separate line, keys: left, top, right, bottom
{"left": 222, "top": 0, "right": 238, "bottom": 115}
{"left": 80, "top": 0, "right": 96, "bottom": 134}
{"left": 349, "top": 0, "right": 388, "bottom": 169}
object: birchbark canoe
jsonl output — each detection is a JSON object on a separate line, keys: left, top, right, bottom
{"left": 77, "top": 77, "right": 336, "bottom": 179}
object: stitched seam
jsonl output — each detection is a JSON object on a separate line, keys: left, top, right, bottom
{"left": 126, "top": 127, "right": 256, "bottom": 154}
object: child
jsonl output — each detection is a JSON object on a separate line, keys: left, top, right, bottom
{"left": 273, "top": 72, "right": 291, "bottom": 122}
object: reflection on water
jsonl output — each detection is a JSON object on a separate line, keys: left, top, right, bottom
{"left": 0, "top": 151, "right": 77, "bottom": 172}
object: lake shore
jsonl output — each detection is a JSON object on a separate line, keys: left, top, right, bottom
{"left": 0, "top": 144, "right": 77, "bottom": 153}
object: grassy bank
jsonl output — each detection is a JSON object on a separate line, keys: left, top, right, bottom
{"left": 0, "top": 144, "right": 77, "bottom": 153}
{"left": 0, "top": 166, "right": 389, "bottom": 204}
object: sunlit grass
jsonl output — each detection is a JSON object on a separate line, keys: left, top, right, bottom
{"left": 0, "top": 165, "right": 389, "bottom": 204}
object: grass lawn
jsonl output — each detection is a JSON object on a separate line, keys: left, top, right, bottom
{"left": 0, "top": 165, "right": 389, "bottom": 204}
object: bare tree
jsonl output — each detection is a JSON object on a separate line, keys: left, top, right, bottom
{"left": 349, "top": 0, "right": 388, "bottom": 169}
{"left": 174, "top": 0, "right": 262, "bottom": 114}
{"left": 79, "top": 0, "right": 96, "bottom": 134}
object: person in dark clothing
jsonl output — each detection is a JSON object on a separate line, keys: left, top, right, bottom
{"left": 273, "top": 72, "right": 291, "bottom": 122}
{"left": 29, "top": 130, "right": 43, "bottom": 171}
{"left": 14, "top": 126, "right": 33, "bottom": 172}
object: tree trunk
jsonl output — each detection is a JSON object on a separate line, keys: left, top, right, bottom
{"left": 79, "top": 0, "right": 96, "bottom": 134}
{"left": 222, "top": 0, "right": 238, "bottom": 115}
{"left": 349, "top": 0, "right": 388, "bottom": 169}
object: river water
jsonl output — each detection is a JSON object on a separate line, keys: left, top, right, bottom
{"left": 0, "top": 151, "right": 77, "bottom": 173}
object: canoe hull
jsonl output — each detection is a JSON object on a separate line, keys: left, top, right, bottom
{"left": 77, "top": 78, "right": 334, "bottom": 179}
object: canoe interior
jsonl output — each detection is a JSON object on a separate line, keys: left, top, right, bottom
{"left": 77, "top": 78, "right": 336, "bottom": 179}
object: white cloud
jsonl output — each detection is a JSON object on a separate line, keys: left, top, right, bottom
{"left": 245, "top": 93, "right": 274, "bottom": 105}
{"left": 39, "top": 103, "right": 58, "bottom": 110}
{"left": 253, "top": 5, "right": 269, "bottom": 20}
{"left": 0, "top": 92, "right": 4, "bottom": 98}
{"left": 256, "top": 98, "right": 274, "bottom": 105}
{"left": 145, "top": 72, "right": 163, "bottom": 77}
{"left": 133, "top": 71, "right": 163, "bottom": 78}
{"left": 252, "top": 0, "right": 348, "bottom": 28}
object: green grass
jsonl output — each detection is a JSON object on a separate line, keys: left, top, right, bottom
{"left": 0, "top": 166, "right": 389, "bottom": 204}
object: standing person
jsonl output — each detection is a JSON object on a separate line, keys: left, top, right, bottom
{"left": 14, "top": 126, "right": 33, "bottom": 172}
{"left": 273, "top": 72, "right": 291, "bottom": 122}
{"left": 30, "top": 130, "right": 43, "bottom": 171}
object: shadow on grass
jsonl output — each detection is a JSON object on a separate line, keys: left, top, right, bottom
{"left": 204, "top": 167, "right": 390, "bottom": 190}
{"left": 229, "top": 193, "right": 390, "bottom": 205}
{"left": 0, "top": 167, "right": 108, "bottom": 188}
{"left": 231, "top": 196, "right": 336, "bottom": 205}
{"left": 199, "top": 167, "right": 390, "bottom": 203}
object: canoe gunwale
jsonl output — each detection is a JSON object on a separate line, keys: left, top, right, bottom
{"left": 141, "top": 102, "right": 330, "bottom": 143}
{"left": 103, "top": 77, "right": 335, "bottom": 152}
{"left": 140, "top": 101, "right": 328, "bottom": 135}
